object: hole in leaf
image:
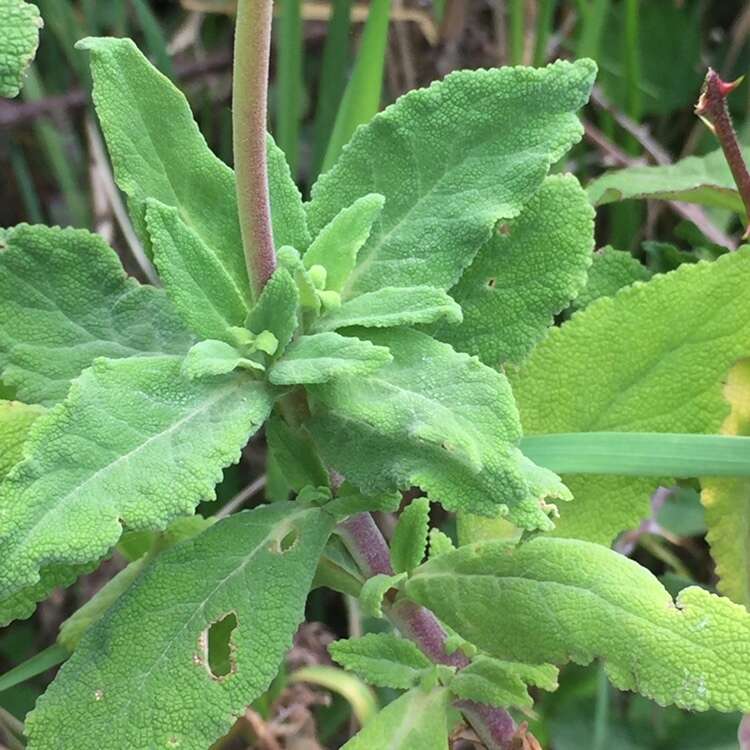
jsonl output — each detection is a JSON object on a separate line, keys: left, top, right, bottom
{"left": 496, "top": 223, "right": 511, "bottom": 237}
{"left": 486, "top": 278, "right": 496, "bottom": 289}
{"left": 205, "top": 612, "right": 238, "bottom": 679}
{"left": 268, "top": 525, "right": 300, "bottom": 554}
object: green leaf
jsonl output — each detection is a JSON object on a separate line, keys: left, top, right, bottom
{"left": 449, "top": 655, "right": 558, "bottom": 709}
{"left": 340, "top": 687, "right": 453, "bottom": 750}
{"left": 509, "top": 249, "right": 750, "bottom": 545}
{"left": 266, "top": 416, "right": 329, "bottom": 494}
{"left": 308, "top": 327, "right": 559, "bottom": 529}
{"left": 76, "top": 37, "right": 250, "bottom": 298}
{"left": 391, "top": 498, "right": 430, "bottom": 575}
{"left": 0, "top": 224, "right": 192, "bottom": 406}
{"left": 314, "top": 286, "right": 463, "bottom": 332}
{"left": 58, "top": 516, "right": 215, "bottom": 651}
{"left": 0, "top": 355, "right": 273, "bottom": 618}
{"left": 571, "top": 246, "right": 652, "bottom": 311}
{"left": 182, "top": 340, "right": 264, "bottom": 379}
{"left": 146, "top": 200, "right": 249, "bottom": 341}
{"left": 435, "top": 174, "right": 594, "bottom": 367}
{"left": 266, "top": 132, "right": 311, "bottom": 251}
{"left": 329, "top": 633, "right": 432, "bottom": 689}
{"left": 245, "top": 267, "right": 299, "bottom": 354}
{"left": 268, "top": 332, "right": 392, "bottom": 385}
{"left": 323, "top": 490, "right": 401, "bottom": 520}
{"left": 428, "top": 528, "right": 455, "bottom": 559}
{"left": 0, "top": 399, "right": 44, "bottom": 481}
{"left": 360, "top": 572, "right": 406, "bottom": 618}
{"left": 0, "top": 0, "right": 42, "bottom": 98}
{"left": 26, "top": 503, "right": 334, "bottom": 750}
{"left": 406, "top": 536, "right": 750, "bottom": 712}
{"left": 702, "top": 359, "right": 750, "bottom": 607}
{"left": 587, "top": 147, "right": 747, "bottom": 215}
{"left": 303, "top": 194, "right": 385, "bottom": 291}
{"left": 308, "top": 59, "right": 596, "bottom": 298}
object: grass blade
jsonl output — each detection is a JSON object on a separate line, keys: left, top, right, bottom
{"left": 276, "top": 0, "right": 303, "bottom": 176}
{"left": 532, "top": 0, "right": 557, "bottom": 66}
{"left": 311, "top": 0, "right": 353, "bottom": 180}
{"left": 509, "top": 0, "right": 525, "bottom": 65}
{"left": 130, "top": 0, "right": 175, "bottom": 78}
{"left": 520, "top": 433, "right": 750, "bottom": 477}
{"left": 321, "top": 0, "right": 391, "bottom": 174}
{"left": 0, "top": 644, "right": 69, "bottom": 694}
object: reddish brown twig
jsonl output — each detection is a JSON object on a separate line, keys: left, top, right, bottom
{"left": 695, "top": 69, "right": 750, "bottom": 236}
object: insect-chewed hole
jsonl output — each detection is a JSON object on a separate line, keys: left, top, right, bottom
{"left": 204, "top": 612, "right": 238, "bottom": 679}
{"left": 486, "top": 278, "right": 497, "bottom": 289}
{"left": 496, "top": 223, "right": 511, "bottom": 237}
{"left": 268, "top": 525, "right": 300, "bottom": 554}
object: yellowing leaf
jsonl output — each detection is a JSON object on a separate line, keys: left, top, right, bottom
{"left": 510, "top": 249, "right": 750, "bottom": 545}
{"left": 702, "top": 359, "right": 750, "bottom": 607}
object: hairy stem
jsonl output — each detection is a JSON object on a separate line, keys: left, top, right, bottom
{"left": 233, "top": 0, "right": 276, "bottom": 297}
{"left": 338, "top": 511, "right": 520, "bottom": 749}
{"left": 695, "top": 69, "right": 750, "bottom": 236}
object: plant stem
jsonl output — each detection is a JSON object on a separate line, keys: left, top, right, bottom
{"left": 696, "top": 69, "right": 750, "bottom": 235}
{"left": 338, "top": 512, "right": 521, "bottom": 749}
{"left": 233, "top": 0, "right": 277, "bottom": 298}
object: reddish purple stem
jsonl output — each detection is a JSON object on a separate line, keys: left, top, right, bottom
{"left": 338, "top": 512, "right": 520, "bottom": 749}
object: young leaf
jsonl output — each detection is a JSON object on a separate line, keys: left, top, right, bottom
{"left": 435, "top": 174, "right": 593, "bottom": 367}
{"left": 146, "top": 201, "right": 249, "bottom": 341}
{"left": 428, "top": 528, "right": 455, "bottom": 559}
{"left": 266, "top": 416, "right": 329, "bottom": 493}
{"left": 360, "top": 572, "right": 406, "bottom": 618}
{"left": 307, "top": 59, "right": 596, "bottom": 298}
{"left": 406, "top": 536, "right": 750, "bottom": 712}
{"left": 0, "top": 399, "right": 44, "bottom": 480}
{"left": 182, "top": 340, "right": 264, "bottom": 379}
{"left": 0, "top": 356, "right": 273, "bottom": 617}
{"left": 509, "top": 248, "right": 750, "bottom": 545}
{"left": 0, "top": 0, "right": 43, "bottom": 98}
{"left": 268, "top": 332, "right": 392, "bottom": 385}
{"left": 313, "top": 286, "right": 463, "bottom": 332}
{"left": 303, "top": 193, "right": 385, "bottom": 291}
{"left": 0, "top": 225, "right": 192, "bottom": 406}
{"left": 702, "top": 359, "right": 750, "bottom": 607}
{"left": 266, "top": 132, "right": 312, "bottom": 251}
{"left": 449, "top": 656, "right": 558, "bottom": 709}
{"left": 323, "top": 490, "right": 401, "bottom": 520}
{"left": 76, "top": 37, "right": 250, "bottom": 298}
{"left": 391, "top": 497, "right": 430, "bottom": 575}
{"left": 587, "top": 147, "right": 747, "bottom": 215}
{"left": 26, "top": 503, "right": 334, "bottom": 750}
{"left": 245, "top": 266, "right": 299, "bottom": 354}
{"left": 308, "top": 327, "right": 559, "bottom": 529}
{"left": 341, "top": 687, "right": 453, "bottom": 750}
{"left": 329, "top": 633, "right": 432, "bottom": 689}
{"left": 571, "top": 245, "right": 652, "bottom": 311}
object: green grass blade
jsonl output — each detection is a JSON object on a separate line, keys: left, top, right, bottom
{"left": 520, "top": 433, "right": 750, "bottom": 477}
{"left": 130, "top": 0, "right": 175, "bottom": 78}
{"left": 623, "top": 0, "right": 641, "bottom": 120}
{"left": 321, "top": 0, "right": 391, "bottom": 174}
{"left": 576, "top": 0, "right": 611, "bottom": 60}
{"left": 276, "top": 0, "right": 303, "bottom": 176}
{"left": 311, "top": 0, "right": 353, "bottom": 181}
{"left": 9, "top": 143, "right": 44, "bottom": 224}
{"left": 22, "top": 68, "right": 89, "bottom": 227}
{"left": 0, "top": 644, "right": 69, "bottom": 694}
{"left": 509, "top": 0, "right": 525, "bottom": 65}
{"left": 532, "top": 0, "right": 557, "bottom": 66}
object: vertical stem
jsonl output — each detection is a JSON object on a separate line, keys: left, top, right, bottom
{"left": 233, "top": 0, "right": 277, "bottom": 298}
{"left": 276, "top": 0, "right": 303, "bottom": 176}
{"left": 695, "top": 69, "right": 750, "bottom": 236}
{"left": 337, "top": 511, "right": 522, "bottom": 750}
